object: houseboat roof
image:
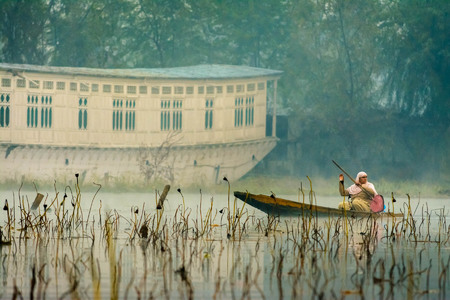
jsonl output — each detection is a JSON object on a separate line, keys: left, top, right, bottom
{"left": 0, "top": 63, "right": 283, "bottom": 80}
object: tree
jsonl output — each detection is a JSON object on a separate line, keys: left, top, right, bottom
{"left": 377, "top": 0, "right": 450, "bottom": 127}
{"left": 47, "top": 0, "right": 134, "bottom": 67}
{"left": 131, "top": 0, "right": 197, "bottom": 67}
{"left": 0, "top": 0, "right": 48, "bottom": 64}
{"left": 281, "top": 0, "right": 387, "bottom": 173}
{"left": 207, "top": 0, "right": 291, "bottom": 68}
{"left": 0, "top": 0, "right": 447, "bottom": 182}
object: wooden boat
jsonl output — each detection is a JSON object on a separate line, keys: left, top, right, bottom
{"left": 234, "top": 191, "right": 403, "bottom": 218}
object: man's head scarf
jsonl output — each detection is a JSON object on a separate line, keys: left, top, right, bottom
{"left": 347, "top": 171, "right": 377, "bottom": 196}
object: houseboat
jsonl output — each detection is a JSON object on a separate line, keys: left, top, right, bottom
{"left": 0, "top": 63, "right": 282, "bottom": 186}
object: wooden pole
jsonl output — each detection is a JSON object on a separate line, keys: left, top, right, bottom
{"left": 272, "top": 80, "right": 277, "bottom": 137}
{"left": 332, "top": 160, "right": 373, "bottom": 198}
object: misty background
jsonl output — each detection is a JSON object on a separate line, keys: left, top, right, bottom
{"left": 0, "top": 0, "right": 448, "bottom": 192}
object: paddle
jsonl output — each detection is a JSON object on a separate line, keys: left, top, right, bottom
{"left": 332, "top": 160, "right": 384, "bottom": 212}
{"left": 332, "top": 160, "right": 372, "bottom": 197}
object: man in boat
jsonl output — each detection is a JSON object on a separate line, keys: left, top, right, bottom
{"left": 338, "top": 172, "right": 378, "bottom": 212}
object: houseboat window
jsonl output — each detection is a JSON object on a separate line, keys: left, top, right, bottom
{"left": 40, "top": 96, "right": 52, "bottom": 128}
{"left": 245, "top": 96, "right": 254, "bottom": 126}
{"left": 125, "top": 105, "right": 128, "bottom": 129}
{"left": 175, "top": 86, "right": 183, "bottom": 94}
{"left": 91, "top": 84, "right": 99, "bottom": 92}
{"left": 152, "top": 87, "right": 159, "bottom": 94}
{"left": 125, "top": 100, "right": 136, "bottom": 131}
{"left": 70, "top": 82, "right": 77, "bottom": 91}
{"left": 247, "top": 83, "right": 255, "bottom": 92}
{"left": 245, "top": 98, "right": 249, "bottom": 125}
{"left": 205, "top": 99, "right": 213, "bottom": 130}
{"left": 234, "top": 98, "right": 244, "bottom": 127}
{"left": 236, "top": 84, "right": 244, "bottom": 93}
{"left": 27, "top": 95, "right": 39, "bottom": 128}
{"left": 41, "top": 108, "right": 44, "bottom": 127}
{"left": 80, "top": 83, "right": 89, "bottom": 92}
{"left": 44, "top": 81, "right": 54, "bottom": 89}
{"left": 0, "top": 94, "right": 10, "bottom": 127}
{"left": 2, "top": 78, "right": 11, "bottom": 87}
{"left": 114, "top": 85, "right": 124, "bottom": 93}
{"left": 139, "top": 86, "right": 147, "bottom": 94}
{"left": 160, "top": 100, "right": 182, "bottom": 131}
{"left": 198, "top": 86, "right": 204, "bottom": 94}
{"left": 103, "top": 84, "right": 111, "bottom": 93}
{"left": 172, "top": 100, "right": 182, "bottom": 131}
{"left": 251, "top": 97, "right": 254, "bottom": 125}
{"left": 160, "top": 100, "right": 170, "bottom": 131}
{"left": 162, "top": 86, "right": 171, "bottom": 94}
{"left": 206, "top": 86, "right": 214, "bottom": 94}
{"left": 186, "top": 87, "right": 194, "bottom": 94}
{"left": 216, "top": 86, "right": 223, "bottom": 94}
{"left": 78, "top": 98, "right": 88, "bottom": 130}
{"left": 56, "top": 81, "right": 66, "bottom": 90}
{"left": 112, "top": 99, "right": 135, "bottom": 131}
{"left": 226, "top": 85, "right": 234, "bottom": 93}
{"left": 30, "top": 80, "right": 40, "bottom": 89}
{"left": 17, "top": 78, "right": 26, "bottom": 88}
{"left": 127, "top": 86, "right": 136, "bottom": 94}
{"left": 174, "top": 86, "right": 183, "bottom": 94}
{"left": 112, "top": 99, "right": 124, "bottom": 131}
{"left": 258, "top": 82, "right": 265, "bottom": 90}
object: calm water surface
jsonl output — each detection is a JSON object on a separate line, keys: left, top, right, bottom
{"left": 0, "top": 187, "right": 448, "bottom": 299}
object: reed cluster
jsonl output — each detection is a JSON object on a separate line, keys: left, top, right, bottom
{"left": 0, "top": 174, "right": 448, "bottom": 299}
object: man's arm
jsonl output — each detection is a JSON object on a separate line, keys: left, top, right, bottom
{"left": 339, "top": 174, "right": 349, "bottom": 196}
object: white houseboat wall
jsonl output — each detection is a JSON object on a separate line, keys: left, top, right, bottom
{"left": 0, "top": 63, "right": 281, "bottom": 186}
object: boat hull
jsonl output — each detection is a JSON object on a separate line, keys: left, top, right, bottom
{"left": 234, "top": 191, "right": 403, "bottom": 218}
{"left": 0, "top": 138, "right": 276, "bottom": 186}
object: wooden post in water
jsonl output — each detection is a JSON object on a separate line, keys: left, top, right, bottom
{"left": 31, "top": 193, "right": 44, "bottom": 210}
{"left": 157, "top": 185, "right": 171, "bottom": 209}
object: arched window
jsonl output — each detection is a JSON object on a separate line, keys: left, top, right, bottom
{"left": 83, "top": 110, "right": 87, "bottom": 129}
{"left": 112, "top": 98, "right": 133, "bottom": 131}
{"left": 30, "top": 107, "right": 34, "bottom": 127}
{"left": 45, "top": 108, "right": 48, "bottom": 127}
{"left": 41, "top": 108, "right": 44, "bottom": 128}
{"left": 0, "top": 106, "right": 4, "bottom": 127}
{"left": 5, "top": 106, "right": 9, "bottom": 127}
{"left": 234, "top": 98, "right": 244, "bottom": 127}
{"left": 79, "top": 110, "right": 83, "bottom": 129}
{"left": 78, "top": 98, "right": 88, "bottom": 130}
{"left": 205, "top": 99, "right": 214, "bottom": 130}
{"left": 34, "top": 107, "right": 38, "bottom": 127}
{"left": 49, "top": 108, "right": 51, "bottom": 127}
{"left": 27, "top": 107, "right": 30, "bottom": 127}
{"left": 1, "top": 93, "right": 12, "bottom": 128}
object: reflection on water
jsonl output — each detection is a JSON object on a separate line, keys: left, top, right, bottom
{"left": 0, "top": 187, "right": 449, "bottom": 299}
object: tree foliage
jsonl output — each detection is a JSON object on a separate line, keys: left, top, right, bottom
{"left": 0, "top": 0, "right": 448, "bottom": 182}
{"left": 377, "top": 1, "right": 450, "bottom": 125}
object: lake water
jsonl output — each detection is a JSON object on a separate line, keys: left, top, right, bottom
{"left": 0, "top": 187, "right": 449, "bottom": 299}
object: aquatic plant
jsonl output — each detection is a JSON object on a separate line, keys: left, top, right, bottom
{"left": 0, "top": 175, "right": 449, "bottom": 299}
